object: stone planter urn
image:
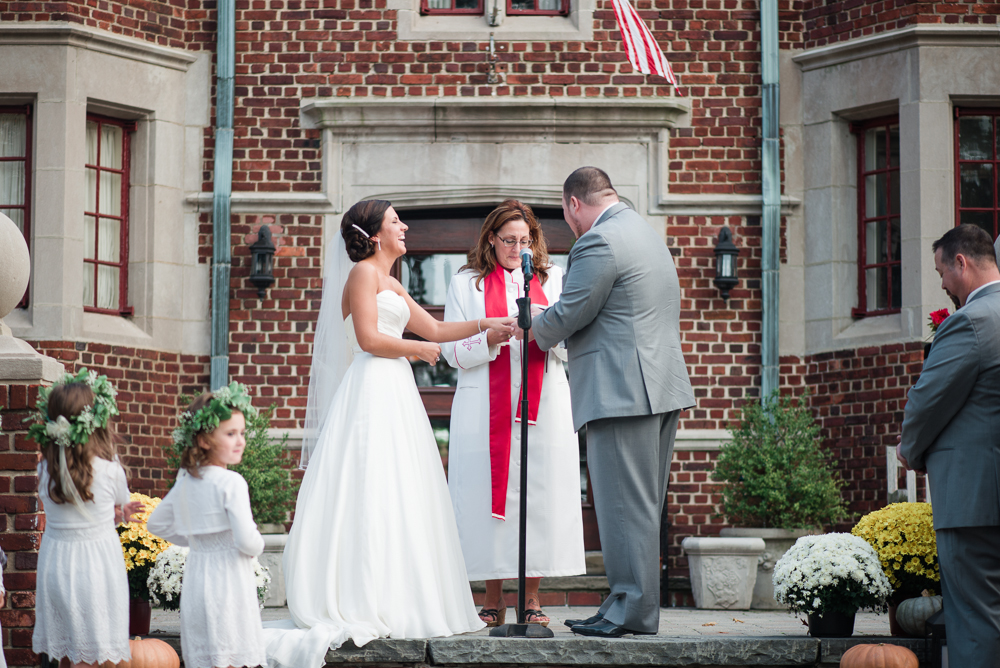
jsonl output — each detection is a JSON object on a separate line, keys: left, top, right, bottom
{"left": 257, "top": 523, "right": 288, "bottom": 607}
{"left": 681, "top": 536, "right": 765, "bottom": 610}
{"left": 720, "top": 528, "right": 814, "bottom": 609}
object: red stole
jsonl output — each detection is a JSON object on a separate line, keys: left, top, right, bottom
{"left": 484, "top": 263, "right": 548, "bottom": 521}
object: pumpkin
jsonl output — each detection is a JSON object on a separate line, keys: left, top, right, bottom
{"left": 896, "top": 594, "right": 943, "bottom": 637}
{"left": 124, "top": 636, "right": 180, "bottom": 668}
{"left": 840, "top": 643, "right": 918, "bottom": 668}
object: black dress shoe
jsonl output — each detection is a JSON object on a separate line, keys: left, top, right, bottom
{"left": 571, "top": 620, "right": 657, "bottom": 638}
{"left": 564, "top": 612, "right": 604, "bottom": 627}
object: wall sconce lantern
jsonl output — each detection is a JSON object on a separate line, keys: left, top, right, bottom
{"left": 249, "top": 225, "right": 276, "bottom": 299}
{"left": 713, "top": 226, "right": 739, "bottom": 302}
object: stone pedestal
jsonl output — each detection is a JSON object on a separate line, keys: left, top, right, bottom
{"left": 260, "top": 532, "right": 288, "bottom": 607}
{"left": 681, "top": 537, "right": 765, "bottom": 610}
{"left": 720, "top": 528, "right": 814, "bottom": 609}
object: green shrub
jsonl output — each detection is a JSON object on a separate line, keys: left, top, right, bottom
{"left": 169, "top": 401, "right": 298, "bottom": 526}
{"left": 714, "top": 390, "right": 847, "bottom": 529}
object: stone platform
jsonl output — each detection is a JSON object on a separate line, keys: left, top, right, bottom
{"left": 148, "top": 606, "right": 929, "bottom": 667}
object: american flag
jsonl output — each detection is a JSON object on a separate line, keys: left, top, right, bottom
{"left": 610, "top": 0, "right": 679, "bottom": 89}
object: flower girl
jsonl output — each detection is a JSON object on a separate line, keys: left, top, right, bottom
{"left": 30, "top": 369, "right": 141, "bottom": 667}
{"left": 147, "top": 383, "right": 267, "bottom": 668}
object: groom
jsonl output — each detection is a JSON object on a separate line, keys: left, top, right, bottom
{"left": 518, "top": 167, "right": 694, "bottom": 637}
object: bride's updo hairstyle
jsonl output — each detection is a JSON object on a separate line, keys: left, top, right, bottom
{"left": 342, "top": 199, "right": 392, "bottom": 262}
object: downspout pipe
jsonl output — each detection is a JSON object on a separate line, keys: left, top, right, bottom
{"left": 210, "top": 0, "right": 235, "bottom": 390}
{"left": 760, "top": 0, "right": 780, "bottom": 399}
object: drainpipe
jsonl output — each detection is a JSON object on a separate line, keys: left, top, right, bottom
{"left": 210, "top": 0, "right": 235, "bottom": 390}
{"left": 760, "top": 0, "right": 780, "bottom": 399}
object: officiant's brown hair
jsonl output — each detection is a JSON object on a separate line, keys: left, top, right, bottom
{"left": 463, "top": 200, "right": 551, "bottom": 290}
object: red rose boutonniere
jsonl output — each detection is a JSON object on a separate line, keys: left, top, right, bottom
{"left": 929, "top": 308, "right": 950, "bottom": 333}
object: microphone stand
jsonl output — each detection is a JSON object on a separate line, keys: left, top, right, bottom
{"left": 490, "top": 253, "right": 554, "bottom": 639}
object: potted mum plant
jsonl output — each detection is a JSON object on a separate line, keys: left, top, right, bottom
{"left": 118, "top": 492, "right": 171, "bottom": 635}
{"left": 714, "top": 390, "right": 848, "bottom": 608}
{"left": 772, "top": 533, "right": 892, "bottom": 637}
{"left": 148, "top": 544, "right": 272, "bottom": 610}
{"left": 852, "top": 502, "right": 940, "bottom": 636}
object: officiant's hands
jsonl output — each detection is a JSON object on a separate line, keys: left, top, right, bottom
{"left": 482, "top": 316, "right": 516, "bottom": 346}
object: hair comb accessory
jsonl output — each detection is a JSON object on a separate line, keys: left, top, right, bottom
{"left": 352, "top": 224, "right": 370, "bottom": 238}
{"left": 171, "top": 382, "right": 257, "bottom": 455}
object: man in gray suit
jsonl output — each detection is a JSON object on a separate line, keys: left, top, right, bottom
{"left": 899, "top": 224, "right": 1000, "bottom": 667}
{"left": 517, "top": 167, "right": 695, "bottom": 637}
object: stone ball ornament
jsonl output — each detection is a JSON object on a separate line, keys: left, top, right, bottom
{"left": 0, "top": 212, "right": 30, "bottom": 320}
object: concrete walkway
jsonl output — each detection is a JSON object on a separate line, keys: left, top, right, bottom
{"left": 151, "top": 605, "right": 893, "bottom": 638}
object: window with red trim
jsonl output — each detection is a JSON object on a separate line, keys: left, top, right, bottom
{"left": 419, "top": 0, "right": 483, "bottom": 15}
{"left": 852, "top": 116, "right": 901, "bottom": 317}
{"left": 955, "top": 109, "right": 1000, "bottom": 239}
{"left": 0, "top": 104, "right": 32, "bottom": 308}
{"left": 84, "top": 114, "right": 135, "bottom": 316}
{"left": 507, "top": 0, "right": 568, "bottom": 15}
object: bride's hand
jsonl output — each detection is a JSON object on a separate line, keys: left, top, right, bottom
{"left": 483, "top": 317, "right": 515, "bottom": 346}
{"left": 415, "top": 341, "right": 442, "bottom": 366}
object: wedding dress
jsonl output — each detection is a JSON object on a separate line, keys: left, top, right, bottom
{"left": 264, "top": 290, "right": 484, "bottom": 668}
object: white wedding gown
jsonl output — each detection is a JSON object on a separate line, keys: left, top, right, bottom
{"left": 264, "top": 290, "right": 485, "bottom": 668}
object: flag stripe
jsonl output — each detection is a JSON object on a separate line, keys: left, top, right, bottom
{"left": 610, "top": 0, "right": 678, "bottom": 87}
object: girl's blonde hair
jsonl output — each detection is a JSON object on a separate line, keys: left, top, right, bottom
{"left": 42, "top": 383, "right": 118, "bottom": 504}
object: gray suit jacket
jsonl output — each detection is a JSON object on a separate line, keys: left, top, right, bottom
{"left": 533, "top": 202, "right": 695, "bottom": 432}
{"left": 900, "top": 282, "right": 1000, "bottom": 530}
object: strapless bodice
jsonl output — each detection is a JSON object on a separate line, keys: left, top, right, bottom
{"left": 345, "top": 291, "right": 410, "bottom": 353}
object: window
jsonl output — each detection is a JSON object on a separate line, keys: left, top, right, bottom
{"left": 0, "top": 105, "right": 32, "bottom": 308}
{"left": 420, "top": 0, "right": 484, "bottom": 15}
{"left": 507, "top": 0, "right": 568, "bottom": 15}
{"left": 955, "top": 109, "right": 1000, "bottom": 239}
{"left": 852, "top": 117, "right": 901, "bottom": 316}
{"left": 84, "top": 114, "right": 135, "bottom": 315}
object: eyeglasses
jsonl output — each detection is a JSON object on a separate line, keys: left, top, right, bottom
{"left": 497, "top": 236, "right": 533, "bottom": 249}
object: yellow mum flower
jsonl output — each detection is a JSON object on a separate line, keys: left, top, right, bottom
{"left": 852, "top": 502, "right": 939, "bottom": 596}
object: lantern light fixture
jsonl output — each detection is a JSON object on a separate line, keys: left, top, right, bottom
{"left": 713, "top": 226, "right": 739, "bottom": 303}
{"left": 249, "top": 225, "right": 276, "bottom": 299}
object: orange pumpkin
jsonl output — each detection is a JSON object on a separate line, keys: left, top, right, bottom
{"left": 840, "top": 643, "right": 918, "bottom": 668}
{"left": 126, "top": 637, "right": 180, "bottom": 668}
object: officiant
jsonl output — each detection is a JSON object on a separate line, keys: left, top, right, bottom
{"left": 441, "top": 200, "right": 586, "bottom": 628}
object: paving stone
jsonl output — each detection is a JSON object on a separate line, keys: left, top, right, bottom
{"left": 326, "top": 639, "right": 429, "bottom": 663}
{"left": 428, "top": 636, "right": 820, "bottom": 666}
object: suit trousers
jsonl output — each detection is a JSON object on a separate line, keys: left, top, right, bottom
{"left": 588, "top": 410, "right": 680, "bottom": 633}
{"left": 935, "top": 526, "right": 1000, "bottom": 668}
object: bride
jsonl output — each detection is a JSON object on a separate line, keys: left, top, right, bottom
{"left": 264, "top": 200, "right": 512, "bottom": 668}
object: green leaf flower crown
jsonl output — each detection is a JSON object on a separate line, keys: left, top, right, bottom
{"left": 171, "top": 382, "right": 257, "bottom": 454}
{"left": 27, "top": 368, "right": 120, "bottom": 449}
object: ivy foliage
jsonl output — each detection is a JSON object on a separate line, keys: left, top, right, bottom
{"left": 714, "top": 391, "right": 848, "bottom": 529}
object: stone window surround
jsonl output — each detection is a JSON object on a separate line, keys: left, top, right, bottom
{"left": 788, "top": 25, "right": 1000, "bottom": 357}
{"left": 0, "top": 23, "right": 211, "bottom": 354}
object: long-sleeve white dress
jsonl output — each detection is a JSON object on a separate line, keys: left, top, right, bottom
{"left": 442, "top": 266, "right": 586, "bottom": 581}
{"left": 147, "top": 466, "right": 266, "bottom": 668}
{"left": 32, "top": 457, "right": 132, "bottom": 665}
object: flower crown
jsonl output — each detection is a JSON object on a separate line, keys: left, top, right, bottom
{"left": 27, "top": 368, "right": 120, "bottom": 448}
{"left": 171, "top": 382, "right": 256, "bottom": 454}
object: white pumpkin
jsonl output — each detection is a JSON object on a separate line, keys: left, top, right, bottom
{"left": 896, "top": 594, "right": 943, "bottom": 636}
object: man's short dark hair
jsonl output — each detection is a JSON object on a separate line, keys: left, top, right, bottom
{"left": 932, "top": 224, "right": 998, "bottom": 268}
{"left": 563, "top": 167, "right": 617, "bottom": 206}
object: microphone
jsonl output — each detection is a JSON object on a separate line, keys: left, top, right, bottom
{"left": 520, "top": 248, "right": 534, "bottom": 279}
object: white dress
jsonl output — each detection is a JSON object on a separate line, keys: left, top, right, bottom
{"left": 263, "top": 290, "right": 484, "bottom": 668}
{"left": 442, "top": 266, "right": 585, "bottom": 580}
{"left": 147, "top": 467, "right": 267, "bottom": 668}
{"left": 32, "top": 457, "right": 131, "bottom": 665}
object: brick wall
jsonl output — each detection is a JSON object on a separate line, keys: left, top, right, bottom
{"left": 803, "top": 0, "right": 1000, "bottom": 49}
{"left": 0, "top": 383, "right": 44, "bottom": 667}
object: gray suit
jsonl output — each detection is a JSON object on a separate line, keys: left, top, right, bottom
{"left": 534, "top": 202, "right": 694, "bottom": 632}
{"left": 900, "top": 282, "right": 1000, "bottom": 667}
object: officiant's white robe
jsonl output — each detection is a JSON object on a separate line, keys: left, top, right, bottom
{"left": 442, "top": 265, "right": 586, "bottom": 581}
